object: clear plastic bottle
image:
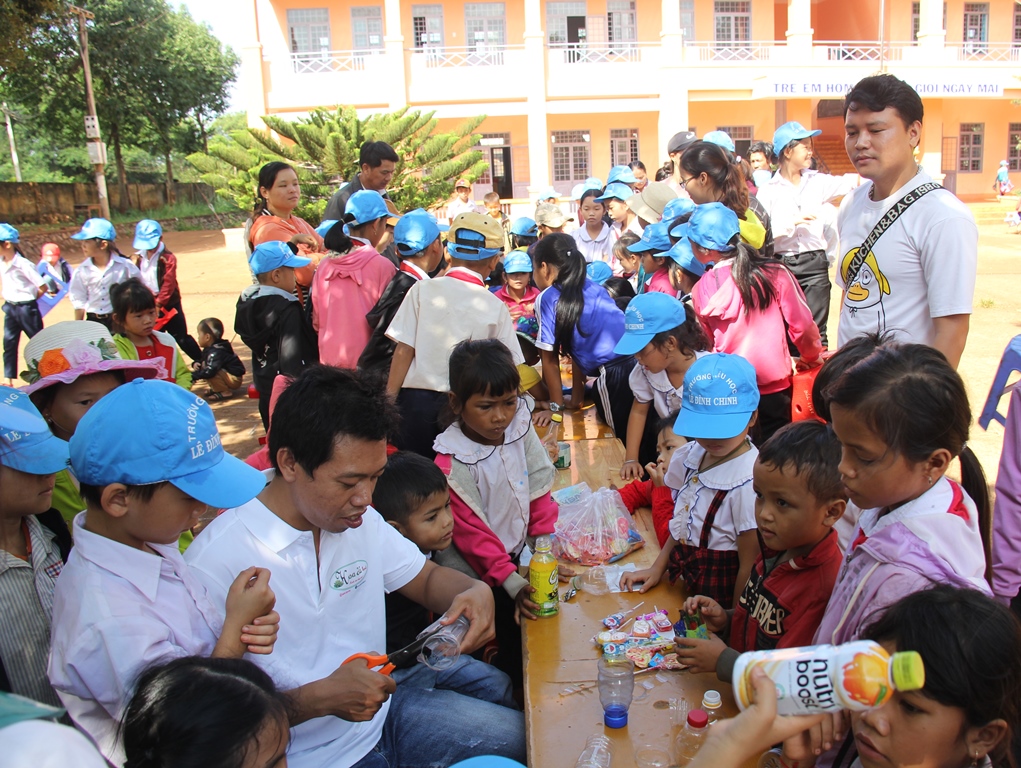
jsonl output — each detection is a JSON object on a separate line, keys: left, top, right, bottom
{"left": 415, "top": 615, "right": 470, "bottom": 670}
{"left": 732, "top": 640, "right": 925, "bottom": 715}
{"left": 529, "top": 535, "right": 559, "bottom": 616}
{"left": 575, "top": 734, "right": 613, "bottom": 768}
{"left": 673, "top": 709, "right": 709, "bottom": 766}
{"left": 571, "top": 566, "right": 610, "bottom": 595}
{"left": 597, "top": 655, "right": 635, "bottom": 728}
{"left": 701, "top": 690, "right": 722, "bottom": 723}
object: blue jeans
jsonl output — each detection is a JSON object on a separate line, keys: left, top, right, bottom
{"left": 352, "top": 658, "right": 525, "bottom": 768}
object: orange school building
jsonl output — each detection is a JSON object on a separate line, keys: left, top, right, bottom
{"left": 238, "top": 0, "right": 1021, "bottom": 199}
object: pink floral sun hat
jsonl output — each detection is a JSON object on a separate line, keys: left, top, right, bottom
{"left": 20, "top": 321, "right": 167, "bottom": 395}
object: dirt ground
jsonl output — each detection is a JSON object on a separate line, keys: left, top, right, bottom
{"left": 36, "top": 207, "right": 1021, "bottom": 493}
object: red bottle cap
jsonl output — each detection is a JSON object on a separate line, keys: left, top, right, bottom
{"left": 687, "top": 709, "right": 709, "bottom": 728}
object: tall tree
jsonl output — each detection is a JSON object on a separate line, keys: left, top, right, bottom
{"left": 0, "top": 0, "right": 62, "bottom": 71}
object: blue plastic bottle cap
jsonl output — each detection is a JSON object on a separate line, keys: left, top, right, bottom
{"left": 603, "top": 704, "right": 629, "bottom": 728}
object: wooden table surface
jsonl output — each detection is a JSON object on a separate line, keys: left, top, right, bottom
{"left": 526, "top": 433, "right": 753, "bottom": 768}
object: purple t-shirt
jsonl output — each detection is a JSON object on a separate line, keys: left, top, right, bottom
{"left": 534, "top": 279, "right": 626, "bottom": 375}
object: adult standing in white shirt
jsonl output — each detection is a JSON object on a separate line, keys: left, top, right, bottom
{"left": 186, "top": 366, "right": 526, "bottom": 768}
{"left": 0, "top": 224, "right": 46, "bottom": 385}
{"left": 66, "top": 218, "right": 141, "bottom": 331}
{"left": 835, "top": 75, "right": 977, "bottom": 368}
{"left": 757, "top": 122, "right": 860, "bottom": 347}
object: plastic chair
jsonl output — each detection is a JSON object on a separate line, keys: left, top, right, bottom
{"left": 449, "top": 758, "right": 526, "bottom": 768}
{"left": 979, "top": 334, "right": 1021, "bottom": 430}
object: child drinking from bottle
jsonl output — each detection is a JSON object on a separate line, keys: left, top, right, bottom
{"left": 432, "top": 339, "right": 558, "bottom": 681}
{"left": 620, "top": 353, "right": 760, "bottom": 610}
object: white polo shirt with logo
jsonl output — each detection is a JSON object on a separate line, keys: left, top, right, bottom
{"left": 185, "top": 480, "right": 426, "bottom": 768}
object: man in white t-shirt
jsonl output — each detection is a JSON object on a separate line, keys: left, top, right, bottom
{"left": 836, "top": 74, "right": 977, "bottom": 368}
{"left": 186, "top": 366, "right": 525, "bottom": 768}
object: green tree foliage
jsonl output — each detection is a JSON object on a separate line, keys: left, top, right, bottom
{"left": 187, "top": 106, "right": 489, "bottom": 222}
{"left": 0, "top": 0, "right": 63, "bottom": 71}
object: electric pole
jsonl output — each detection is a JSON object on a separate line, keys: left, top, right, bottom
{"left": 2, "top": 103, "right": 22, "bottom": 182}
{"left": 69, "top": 4, "right": 111, "bottom": 220}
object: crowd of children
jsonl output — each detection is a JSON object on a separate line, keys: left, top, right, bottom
{"left": 0, "top": 71, "right": 1018, "bottom": 768}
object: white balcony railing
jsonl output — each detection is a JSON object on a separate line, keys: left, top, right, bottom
{"left": 289, "top": 50, "right": 387, "bottom": 74}
{"left": 547, "top": 42, "right": 647, "bottom": 64}
{"left": 682, "top": 41, "right": 776, "bottom": 62}
{"left": 409, "top": 44, "right": 523, "bottom": 68}
{"left": 948, "top": 42, "right": 1021, "bottom": 62}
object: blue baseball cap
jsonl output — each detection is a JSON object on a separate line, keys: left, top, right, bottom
{"left": 665, "top": 226, "right": 707, "bottom": 278}
{"left": 132, "top": 219, "right": 162, "bottom": 250}
{"left": 773, "top": 121, "right": 821, "bottom": 155}
{"left": 69, "top": 379, "right": 266, "bottom": 509}
{"left": 703, "top": 130, "right": 736, "bottom": 153}
{"left": 688, "top": 203, "right": 740, "bottom": 252}
{"left": 504, "top": 251, "right": 533, "bottom": 274}
{"left": 607, "top": 165, "right": 638, "bottom": 185}
{"left": 510, "top": 217, "right": 537, "bottom": 237}
{"left": 0, "top": 386, "right": 69, "bottom": 474}
{"left": 572, "top": 178, "right": 604, "bottom": 201}
{"left": 596, "top": 183, "right": 633, "bottom": 203}
{"left": 248, "top": 240, "right": 312, "bottom": 275}
{"left": 614, "top": 293, "right": 687, "bottom": 355}
{"left": 395, "top": 209, "right": 442, "bottom": 255}
{"left": 663, "top": 197, "right": 696, "bottom": 225}
{"left": 447, "top": 213, "right": 502, "bottom": 261}
{"left": 346, "top": 190, "right": 398, "bottom": 226}
{"left": 675, "top": 353, "right": 760, "bottom": 439}
{"left": 536, "top": 187, "right": 559, "bottom": 201}
{"left": 0, "top": 223, "right": 20, "bottom": 243}
{"left": 584, "top": 177, "right": 604, "bottom": 190}
{"left": 315, "top": 219, "right": 339, "bottom": 238}
{"left": 627, "top": 222, "right": 672, "bottom": 254}
{"left": 586, "top": 260, "right": 613, "bottom": 285}
{"left": 71, "top": 218, "right": 117, "bottom": 241}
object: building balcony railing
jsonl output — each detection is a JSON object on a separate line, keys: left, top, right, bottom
{"left": 289, "top": 49, "right": 385, "bottom": 74}
{"left": 408, "top": 44, "right": 524, "bottom": 68}
{"left": 547, "top": 41, "right": 647, "bottom": 64}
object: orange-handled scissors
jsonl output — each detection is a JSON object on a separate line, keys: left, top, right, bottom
{"left": 342, "top": 624, "right": 444, "bottom": 676}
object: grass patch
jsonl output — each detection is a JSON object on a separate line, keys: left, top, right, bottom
{"left": 107, "top": 200, "right": 241, "bottom": 224}
{"left": 980, "top": 299, "right": 995, "bottom": 308}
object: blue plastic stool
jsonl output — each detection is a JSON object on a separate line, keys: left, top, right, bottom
{"left": 449, "top": 758, "right": 526, "bottom": 768}
{"left": 979, "top": 334, "right": 1021, "bottom": 429}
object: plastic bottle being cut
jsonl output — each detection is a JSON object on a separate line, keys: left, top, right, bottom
{"left": 416, "top": 615, "right": 470, "bottom": 671}
{"left": 732, "top": 640, "right": 925, "bottom": 715}
{"left": 597, "top": 655, "right": 635, "bottom": 728}
{"left": 673, "top": 709, "right": 709, "bottom": 765}
{"left": 575, "top": 734, "right": 613, "bottom": 768}
{"left": 529, "top": 535, "right": 559, "bottom": 616}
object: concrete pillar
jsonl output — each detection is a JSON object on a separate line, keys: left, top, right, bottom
{"left": 658, "top": 88, "right": 690, "bottom": 160}
{"left": 240, "top": 0, "right": 268, "bottom": 129}
{"left": 786, "top": 0, "right": 814, "bottom": 53}
{"left": 917, "top": 0, "right": 946, "bottom": 50}
{"left": 657, "top": 0, "right": 687, "bottom": 158}
{"left": 383, "top": 0, "right": 408, "bottom": 109}
{"left": 524, "top": 0, "right": 549, "bottom": 193}
{"left": 918, "top": 98, "right": 945, "bottom": 182}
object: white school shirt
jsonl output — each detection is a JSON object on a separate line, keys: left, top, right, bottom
{"left": 185, "top": 484, "right": 426, "bottom": 768}
{"left": 628, "top": 350, "right": 707, "bottom": 419}
{"left": 572, "top": 222, "right": 613, "bottom": 266}
{"left": 67, "top": 255, "right": 141, "bottom": 314}
{"left": 835, "top": 170, "right": 977, "bottom": 349}
{"left": 663, "top": 441, "right": 757, "bottom": 549}
{"left": 385, "top": 268, "right": 524, "bottom": 392}
{"left": 433, "top": 397, "right": 533, "bottom": 555}
{"left": 756, "top": 170, "right": 859, "bottom": 257}
{"left": 134, "top": 243, "right": 164, "bottom": 294}
{"left": 0, "top": 254, "right": 46, "bottom": 302}
{"left": 445, "top": 198, "right": 479, "bottom": 219}
{"left": 48, "top": 514, "right": 223, "bottom": 766}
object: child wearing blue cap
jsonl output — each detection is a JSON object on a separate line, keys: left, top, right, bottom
{"left": 0, "top": 385, "right": 73, "bottom": 707}
{"left": 235, "top": 240, "right": 318, "bottom": 429}
{"left": 508, "top": 217, "right": 538, "bottom": 251}
{"left": 688, "top": 202, "right": 822, "bottom": 443}
{"left": 131, "top": 220, "right": 201, "bottom": 361}
{"left": 0, "top": 223, "right": 48, "bottom": 387}
{"left": 613, "top": 293, "right": 709, "bottom": 481}
{"left": 67, "top": 218, "right": 142, "bottom": 330}
{"left": 110, "top": 278, "right": 193, "bottom": 390}
{"left": 311, "top": 189, "right": 398, "bottom": 369}
{"left": 598, "top": 183, "right": 642, "bottom": 242}
{"left": 387, "top": 212, "right": 524, "bottom": 457}
{"left": 627, "top": 222, "right": 676, "bottom": 296}
{"left": 494, "top": 250, "right": 540, "bottom": 342}
{"left": 571, "top": 189, "right": 613, "bottom": 267}
{"left": 359, "top": 208, "right": 446, "bottom": 376}
{"left": 621, "top": 353, "right": 760, "bottom": 612}
{"left": 665, "top": 224, "right": 707, "bottom": 300}
{"left": 48, "top": 379, "right": 280, "bottom": 766}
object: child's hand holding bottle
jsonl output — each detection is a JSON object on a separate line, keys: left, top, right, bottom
{"left": 683, "top": 595, "right": 729, "bottom": 634}
{"left": 513, "top": 583, "right": 540, "bottom": 624}
{"left": 217, "top": 566, "right": 279, "bottom": 657}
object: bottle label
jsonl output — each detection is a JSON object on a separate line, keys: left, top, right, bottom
{"left": 529, "top": 559, "right": 559, "bottom": 616}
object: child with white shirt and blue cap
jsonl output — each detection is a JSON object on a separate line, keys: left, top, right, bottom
{"left": 0, "top": 224, "right": 48, "bottom": 386}
{"left": 67, "top": 219, "right": 141, "bottom": 330}
{"left": 48, "top": 379, "right": 280, "bottom": 766}
{"left": 312, "top": 189, "right": 398, "bottom": 369}
{"left": 0, "top": 385, "right": 72, "bottom": 708}
{"left": 620, "top": 352, "right": 760, "bottom": 613}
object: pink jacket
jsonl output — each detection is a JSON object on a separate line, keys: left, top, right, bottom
{"left": 691, "top": 261, "right": 821, "bottom": 393}
{"left": 644, "top": 267, "right": 676, "bottom": 297}
{"left": 312, "top": 245, "right": 396, "bottom": 368}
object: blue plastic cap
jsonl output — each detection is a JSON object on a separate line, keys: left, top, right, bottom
{"left": 603, "top": 704, "right": 629, "bottom": 728}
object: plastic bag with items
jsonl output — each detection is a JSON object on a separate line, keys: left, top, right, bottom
{"left": 551, "top": 483, "right": 644, "bottom": 566}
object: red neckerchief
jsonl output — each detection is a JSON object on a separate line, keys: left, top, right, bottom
{"left": 444, "top": 267, "right": 485, "bottom": 287}
{"left": 400, "top": 261, "right": 429, "bottom": 281}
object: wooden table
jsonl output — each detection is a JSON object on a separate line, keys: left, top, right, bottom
{"left": 526, "top": 435, "right": 751, "bottom": 768}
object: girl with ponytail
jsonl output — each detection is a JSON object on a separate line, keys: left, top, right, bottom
{"left": 532, "top": 233, "right": 632, "bottom": 438}
{"left": 679, "top": 140, "right": 775, "bottom": 258}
